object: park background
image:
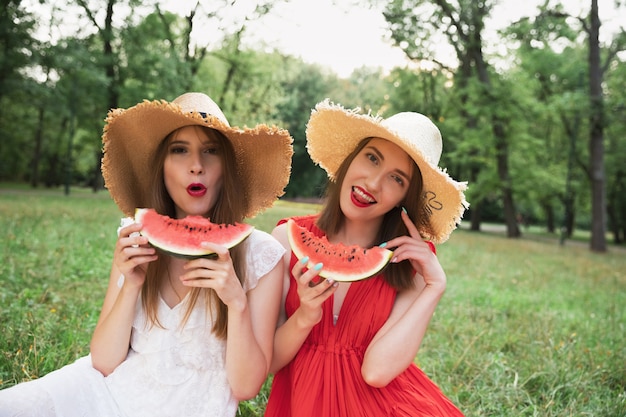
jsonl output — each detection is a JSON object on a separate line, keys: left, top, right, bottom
{"left": 1, "top": 0, "right": 625, "bottom": 415}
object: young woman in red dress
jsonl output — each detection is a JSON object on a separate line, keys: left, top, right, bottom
{"left": 264, "top": 100, "right": 469, "bottom": 417}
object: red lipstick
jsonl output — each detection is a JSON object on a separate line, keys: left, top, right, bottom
{"left": 351, "top": 186, "right": 375, "bottom": 208}
{"left": 187, "top": 183, "right": 207, "bottom": 197}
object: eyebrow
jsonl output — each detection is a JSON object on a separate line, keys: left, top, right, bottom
{"left": 168, "top": 137, "right": 218, "bottom": 146}
{"left": 365, "top": 145, "right": 412, "bottom": 182}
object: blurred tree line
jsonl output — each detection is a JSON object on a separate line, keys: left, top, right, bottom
{"left": 0, "top": 0, "right": 624, "bottom": 251}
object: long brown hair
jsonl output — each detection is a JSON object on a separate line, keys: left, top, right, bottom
{"left": 316, "top": 137, "right": 424, "bottom": 291}
{"left": 143, "top": 126, "right": 248, "bottom": 338}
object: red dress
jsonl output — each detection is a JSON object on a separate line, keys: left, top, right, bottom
{"left": 264, "top": 215, "right": 464, "bottom": 417}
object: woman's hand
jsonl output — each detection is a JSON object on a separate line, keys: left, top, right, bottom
{"left": 113, "top": 222, "right": 157, "bottom": 289}
{"left": 384, "top": 210, "right": 446, "bottom": 291}
{"left": 180, "top": 243, "right": 247, "bottom": 310}
{"left": 292, "top": 258, "right": 338, "bottom": 328}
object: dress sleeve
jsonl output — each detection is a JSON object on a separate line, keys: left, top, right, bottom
{"left": 117, "top": 216, "right": 135, "bottom": 236}
{"left": 243, "top": 229, "right": 286, "bottom": 292}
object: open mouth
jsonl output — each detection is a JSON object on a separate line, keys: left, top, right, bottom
{"left": 187, "top": 183, "right": 207, "bottom": 197}
{"left": 351, "top": 186, "right": 376, "bottom": 207}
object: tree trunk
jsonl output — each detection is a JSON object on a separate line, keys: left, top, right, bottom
{"left": 494, "top": 121, "right": 520, "bottom": 238}
{"left": 470, "top": 199, "right": 482, "bottom": 231}
{"left": 91, "top": 0, "right": 118, "bottom": 193}
{"left": 471, "top": 36, "right": 520, "bottom": 238}
{"left": 588, "top": 0, "right": 607, "bottom": 252}
{"left": 30, "top": 106, "right": 45, "bottom": 187}
{"left": 543, "top": 202, "right": 555, "bottom": 234}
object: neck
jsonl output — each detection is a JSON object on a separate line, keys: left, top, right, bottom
{"left": 331, "top": 217, "right": 382, "bottom": 248}
{"left": 164, "top": 258, "right": 190, "bottom": 301}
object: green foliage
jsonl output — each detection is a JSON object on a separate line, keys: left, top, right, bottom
{"left": 1, "top": 0, "right": 625, "bottom": 243}
{"left": 274, "top": 61, "right": 343, "bottom": 198}
{"left": 1, "top": 188, "right": 625, "bottom": 416}
{"left": 118, "top": 10, "right": 192, "bottom": 102}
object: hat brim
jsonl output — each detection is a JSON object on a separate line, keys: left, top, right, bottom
{"left": 102, "top": 99, "right": 293, "bottom": 218}
{"left": 306, "top": 101, "right": 467, "bottom": 243}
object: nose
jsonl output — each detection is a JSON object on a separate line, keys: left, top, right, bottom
{"left": 365, "top": 171, "right": 383, "bottom": 191}
{"left": 189, "top": 153, "right": 204, "bottom": 175}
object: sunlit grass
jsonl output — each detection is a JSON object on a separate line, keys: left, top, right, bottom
{"left": 1, "top": 186, "right": 624, "bottom": 416}
{"left": 428, "top": 231, "right": 625, "bottom": 416}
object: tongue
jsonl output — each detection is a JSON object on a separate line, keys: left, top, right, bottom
{"left": 353, "top": 190, "right": 373, "bottom": 205}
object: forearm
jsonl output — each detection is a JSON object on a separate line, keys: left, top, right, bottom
{"left": 269, "top": 307, "right": 316, "bottom": 374}
{"left": 90, "top": 283, "right": 140, "bottom": 376}
{"left": 225, "top": 302, "right": 270, "bottom": 400}
{"left": 362, "top": 284, "right": 444, "bottom": 387}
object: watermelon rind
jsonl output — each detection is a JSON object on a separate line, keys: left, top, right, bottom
{"left": 134, "top": 208, "right": 254, "bottom": 259}
{"left": 286, "top": 219, "right": 393, "bottom": 282}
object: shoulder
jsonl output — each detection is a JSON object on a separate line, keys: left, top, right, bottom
{"left": 272, "top": 214, "right": 321, "bottom": 249}
{"left": 276, "top": 214, "right": 318, "bottom": 228}
{"left": 244, "top": 229, "right": 285, "bottom": 283}
{"left": 274, "top": 214, "right": 322, "bottom": 235}
{"left": 246, "top": 229, "right": 285, "bottom": 256}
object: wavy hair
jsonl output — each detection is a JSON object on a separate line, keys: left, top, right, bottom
{"left": 143, "top": 126, "right": 247, "bottom": 338}
{"left": 316, "top": 137, "right": 424, "bottom": 290}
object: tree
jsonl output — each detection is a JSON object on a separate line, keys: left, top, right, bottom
{"left": 276, "top": 62, "right": 342, "bottom": 198}
{"left": 585, "top": 0, "right": 607, "bottom": 251}
{"left": 383, "top": 0, "right": 521, "bottom": 237}
{"left": 505, "top": 9, "right": 587, "bottom": 238}
{"left": 604, "top": 34, "right": 626, "bottom": 244}
{"left": 541, "top": 0, "right": 625, "bottom": 251}
{"left": 0, "top": 1, "right": 39, "bottom": 181}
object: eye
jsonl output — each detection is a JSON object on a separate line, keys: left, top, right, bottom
{"left": 365, "top": 152, "right": 379, "bottom": 165}
{"left": 204, "top": 145, "right": 219, "bottom": 155}
{"left": 391, "top": 174, "right": 405, "bottom": 186}
{"left": 169, "top": 145, "right": 187, "bottom": 154}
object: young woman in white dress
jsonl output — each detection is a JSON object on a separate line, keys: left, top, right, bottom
{"left": 0, "top": 92, "right": 294, "bottom": 417}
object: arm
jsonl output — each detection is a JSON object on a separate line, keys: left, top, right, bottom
{"left": 90, "top": 222, "right": 157, "bottom": 376}
{"left": 268, "top": 223, "right": 338, "bottom": 374}
{"left": 224, "top": 255, "right": 283, "bottom": 400}
{"left": 361, "top": 210, "right": 447, "bottom": 387}
{"left": 179, "top": 240, "right": 283, "bottom": 400}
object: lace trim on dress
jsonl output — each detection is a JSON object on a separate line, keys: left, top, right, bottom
{"left": 242, "top": 229, "right": 285, "bottom": 292}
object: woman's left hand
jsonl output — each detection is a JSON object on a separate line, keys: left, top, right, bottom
{"left": 180, "top": 242, "right": 246, "bottom": 310}
{"left": 384, "top": 210, "right": 446, "bottom": 291}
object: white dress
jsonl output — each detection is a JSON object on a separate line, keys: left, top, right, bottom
{"left": 0, "top": 228, "right": 284, "bottom": 417}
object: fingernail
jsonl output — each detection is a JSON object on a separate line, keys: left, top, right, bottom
{"left": 378, "top": 242, "right": 387, "bottom": 248}
{"left": 401, "top": 206, "right": 407, "bottom": 214}
{"left": 391, "top": 257, "right": 398, "bottom": 263}
{"left": 300, "top": 256, "right": 309, "bottom": 264}
{"left": 313, "top": 262, "right": 323, "bottom": 271}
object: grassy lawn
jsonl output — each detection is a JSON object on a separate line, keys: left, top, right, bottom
{"left": 1, "top": 186, "right": 624, "bottom": 416}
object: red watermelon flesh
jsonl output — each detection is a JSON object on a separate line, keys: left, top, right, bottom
{"left": 135, "top": 208, "right": 254, "bottom": 258}
{"left": 286, "top": 219, "right": 393, "bottom": 282}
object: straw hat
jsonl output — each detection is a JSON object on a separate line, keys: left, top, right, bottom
{"left": 306, "top": 99, "right": 468, "bottom": 243}
{"left": 101, "top": 92, "right": 293, "bottom": 218}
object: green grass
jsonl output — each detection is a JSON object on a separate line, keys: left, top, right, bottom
{"left": 1, "top": 186, "right": 624, "bottom": 416}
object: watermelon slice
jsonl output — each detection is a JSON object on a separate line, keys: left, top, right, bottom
{"left": 286, "top": 219, "right": 393, "bottom": 282}
{"left": 135, "top": 208, "right": 254, "bottom": 259}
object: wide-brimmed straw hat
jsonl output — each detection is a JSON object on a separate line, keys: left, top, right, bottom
{"left": 306, "top": 99, "right": 468, "bottom": 243}
{"left": 101, "top": 92, "right": 293, "bottom": 218}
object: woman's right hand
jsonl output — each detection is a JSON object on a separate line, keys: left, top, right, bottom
{"left": 91, "top": 222, "right": 157, "bottom": 376}
{"left": 114, "top": 222, "right": 157, "bottom": 288}
{"left": 292, "top": 258, "right": 337, "bottom": 328}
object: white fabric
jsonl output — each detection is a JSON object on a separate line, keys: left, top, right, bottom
{"left": 0, "top": 228, "right": 284, "bottom": 417}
